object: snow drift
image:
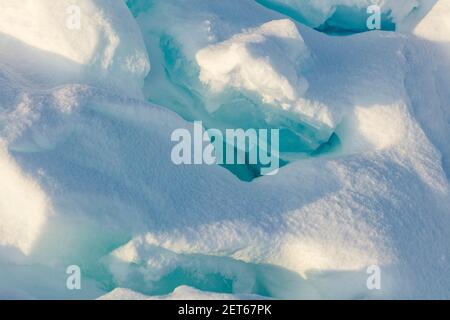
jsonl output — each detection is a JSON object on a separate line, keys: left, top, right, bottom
{"left": 256, "top": 0, "right": 439, "bottom": 33}
{"left": 0, "top": 0, "right": 449, "bottom": 300}
{"left": 0, "top": 0, "right": 150, "bottom": 98}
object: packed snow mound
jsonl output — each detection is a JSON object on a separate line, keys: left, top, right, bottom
{"left": 336, "top": 103, "right": 409, "bottom": 153}
{"left": 256, "top": 0, "right": 437, "bottom": 33}
{"left": 196, "top": 19, "right": 310, "bottom": 112}
{"left": 100, "top": 286, "right": 266, "bottom": 300}
{"left": 0, "top": 0, "right": 150, "bottom": 97}
{"left": 0, "top": 143, "right": 51, "bottom": 254}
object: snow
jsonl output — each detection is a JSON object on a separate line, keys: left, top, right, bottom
{"left": 0, "top": 142, "right": 51, "bottom": 254}
{"left": 0, "top": 0, "right": 449, "bottom": 300}
{"left": 336, "top": 103, "right": 409, "bottom": 153}
{"left": 100, "top": 286, "right": 266, "bottom": 300}
{"left": 0, "top": 0, "right": 150, "bottom": 98}
{"left": 196, "top": 19, "right": 310, "bottom": 112}
{"left": 411, "top": 0, "right": 450, "bottom": 42}
{"left": 256, "top": 0, "right": 436, "bottom": 32}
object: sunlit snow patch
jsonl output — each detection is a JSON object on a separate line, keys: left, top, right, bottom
{"left": 0, "top": 0, "right": 150, "bottom": 98}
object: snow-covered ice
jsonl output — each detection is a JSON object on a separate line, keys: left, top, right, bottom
{"left": 99, "top": 286, "right": 266, "bottom": 300}
{"left": 0, "top": 0, "right": 450, "bottom": 300}
{"left": 196, "top": 19, "right": 310, "bottom": 111}
{"left": 256, "top": 0, "right": 438, "bottom": 33}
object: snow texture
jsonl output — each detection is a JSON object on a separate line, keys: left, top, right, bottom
{"left": 0, "top": 0, "right": 449, "bottom": 300}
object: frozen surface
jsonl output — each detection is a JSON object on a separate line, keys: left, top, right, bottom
{"left": 256, "top": 0, "right": 438, "bottom": 33}
{"left": 100, "top": 286, "right": 266, "bottom": 300}
{"left": 410, "top": 0, "right": 450, "bottom": 42}
{"left": 0, "top": 144, "right": 51, "bottom": 254}
{"left": 128, "top": 0, "right": 340, "bottom": 174}
{"left": 196, "top": 19, "right": 309, "bottom": 111}
{"left": 0, "top": 0, "right": 150, "bottom": 98}
{"left": 0, "top": 0, "right": 450, "bottom": 300}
